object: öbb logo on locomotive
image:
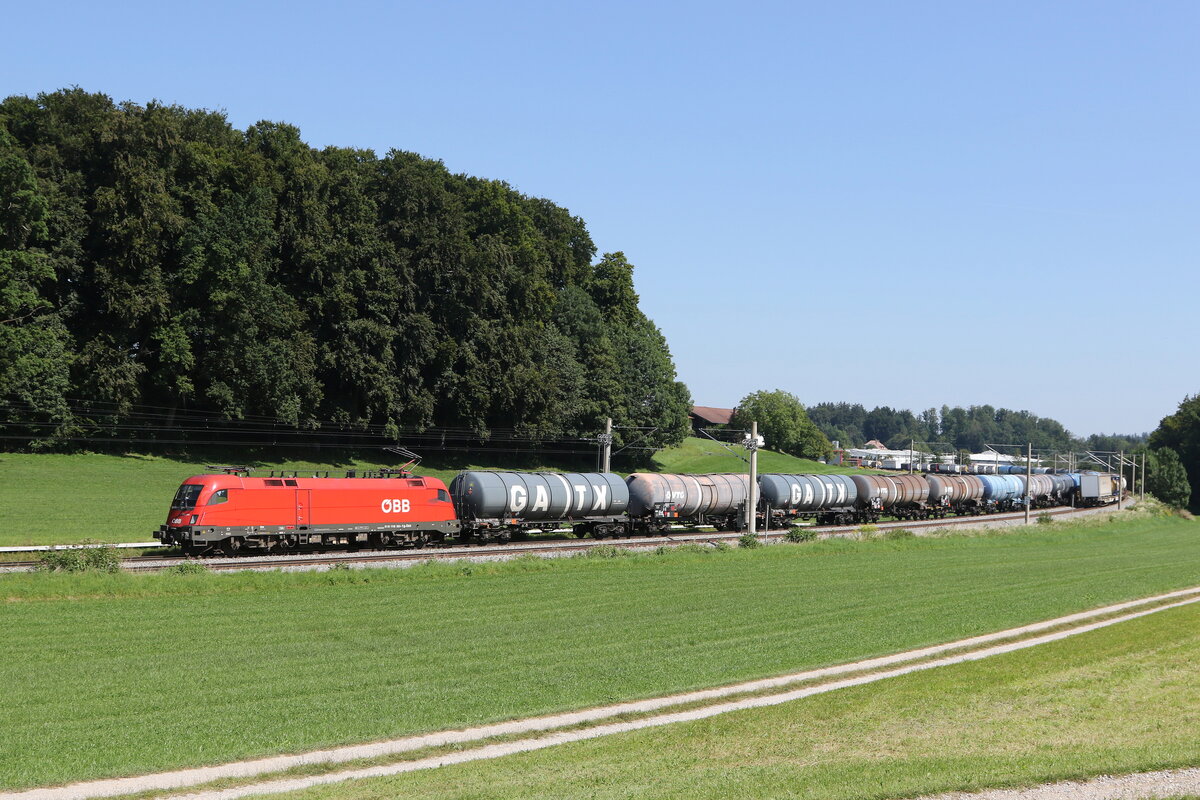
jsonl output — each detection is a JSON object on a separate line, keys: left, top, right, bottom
{"left": 155, "top": 467, "right": 1125, "bottom": 556}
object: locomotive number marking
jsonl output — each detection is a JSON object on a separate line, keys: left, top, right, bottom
{"left": 381, "top": 498, "right": 412, "bottom": 513}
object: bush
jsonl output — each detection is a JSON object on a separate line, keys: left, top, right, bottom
{"left": 856, "top": 524, "right": 878, "bottom": 539}
{"left": 882, "top": 527, "right": 914, "bottom": 540}
{"left": 585, "top": 545, "right": 633, "bottom": 559}
{"left": 1133, "top": 496, "right": 1175, "bottom": 518}
{"left": 654, "top": 542, "right": 732, "bottom": 556}
{"left": 663, "top": 543, "right": 708, "bottom": 555}
{"left": 738, "top": 533, "right": 763, "bottom": 549}
{"left": 1037, "top": 512, "right": 1053, "bottom": 525}
{"left": 167, "top": 561, "right": 210, "bottom": 575}
{"left": 37, "top": 541, "right": 121, "bottom": 573}
{"left": 784, "top": 527, "right": 816, "bottom": 543}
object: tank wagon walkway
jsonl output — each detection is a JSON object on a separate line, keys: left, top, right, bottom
{"left": 5, "top": 586, "right": 1200, "bottom": 800}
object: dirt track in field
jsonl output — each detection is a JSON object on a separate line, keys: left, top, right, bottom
{"left": 913, "top": 766, "right": 1200, "bottom": 799}
{"left": 5, "top": 583, "right": 1199, "bottom": 800}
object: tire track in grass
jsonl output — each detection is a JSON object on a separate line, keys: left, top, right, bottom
{"left": 6, "top": 586, "right": 1200, "bottom": 800}
{"left": 912, "top": 765, "right": 1200, "bottom": 799}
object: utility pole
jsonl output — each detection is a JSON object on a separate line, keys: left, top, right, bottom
{"left": 599, "top": 418, "right": 613, "bottom": 473}
{"left": 1117, "top": 450, "right": 1123, "bottom": 510}
{"left": 1141, "top": 452, "right": 1146, "bottom": 500}
{"left": 747, "top": 421, "right": 760, "bottom": 537}
{"left": 1025, "top": 442, "right": 1032, "bottom": 525}
{"left": 1132, "top": 450, "right": 1142, "bottom": 501}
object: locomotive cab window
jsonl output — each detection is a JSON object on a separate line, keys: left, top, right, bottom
{"left": 437, "top": 489, "right": 449, "bottom": 502}
{"left": 172, "top": 484, "right": 204, "bottom": 510}
{"left": 208, "top": 489, "right": 229, "bottom": 505}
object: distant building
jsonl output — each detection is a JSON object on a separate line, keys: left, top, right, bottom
{"left": 969, "top": 451, "right": 1041, "bottom": 467}
{"left": 844, "top": 443, "right": 933, "bottom": 470}
{"left": 690, "top": 406, "right": 735, "bottom": 435}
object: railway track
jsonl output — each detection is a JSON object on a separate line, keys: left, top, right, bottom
{"left": 1, "top": 502, "right": 1122, "bottom": 574}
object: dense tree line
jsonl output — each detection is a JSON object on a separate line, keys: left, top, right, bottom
{"left": 0, "top": 89, "right": 691, "bottom": 456}
{"left": 1148, "top": 394, "right": 1200, "bottom": 508}
{"left": 806, "top": 401, "right": 1136, "bottom": 455}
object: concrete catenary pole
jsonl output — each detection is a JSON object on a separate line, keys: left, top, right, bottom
{"left": 1025, "top": 443, "right": 1032, "bottom": 525}
{"left": 1132, "top": 450, "right": 1142, "bottom": 501}
{"left": 1117, "top": 450, "right": 1124, "bottom": 510}
{"left": 747, "top": 421, "right": 759, "bottom": 536}
{"left": 1141, "top": 452, "right": 1147, "bottom": 500}
{"left": 601, "top": 418, "right": 612, "bottom": 473}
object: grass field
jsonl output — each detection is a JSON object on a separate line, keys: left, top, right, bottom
{"left": 1, "top": 511, "right": 1197, "bottom": 790}
{"left": 0, "top": 439, "right": 845, "bottom": 546}
{"left": 272, "top": 598, "right": 1200, "bottom": 800}
{"left": 648, "top": 436, "right": 851, "bottom": 475}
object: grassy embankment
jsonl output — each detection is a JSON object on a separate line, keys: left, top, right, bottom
{"left": 1, "top": 510, "right": 1197, "bottom": 790}
{"left": 269, "top": 599, "right": 1200, "bottom": 800}
{"left": 0, "top": 438, "right": 841, "bottom": 547}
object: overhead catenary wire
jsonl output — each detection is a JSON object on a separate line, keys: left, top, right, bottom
{"left": 1, "top": 399, "right": 625, "bottom": 444}
{"left": 0, "top": 399, "right": 661, "bottom": 457}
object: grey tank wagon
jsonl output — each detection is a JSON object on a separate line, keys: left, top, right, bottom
{"left": 449, "top": 471, "right": 630, "bottom": 542}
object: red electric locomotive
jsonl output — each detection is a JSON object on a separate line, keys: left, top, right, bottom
{"left": 156, "top": 468, "right": 459, "bottom": 555}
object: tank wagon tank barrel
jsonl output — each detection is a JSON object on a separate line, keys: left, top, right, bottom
{"left": 625, "top": 472, "right": 751, "bottom": 533}
{"left": 926, "top": 474, "right": 986, "bottom": 516}
{"left": 449, "top": 471, "right": 629, "bottom": 542}
{"left": 758, "top": 474, "right": 858, "bottom": 525}
{"left": 978, "top": 474, "right": 1025, "bottom": 510}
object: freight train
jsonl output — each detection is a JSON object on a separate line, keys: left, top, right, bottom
{"left": 156, "top": 467, "right": 1125, "bottom": 555}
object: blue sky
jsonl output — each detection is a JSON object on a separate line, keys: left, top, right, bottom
{"left": 6, "top": 0, "right": 1196, "bottom": 436}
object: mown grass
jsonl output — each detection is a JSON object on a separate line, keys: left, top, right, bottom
{"left": 0, "top": 452, "right": 414, "bottom": 547}
{"left": 0, "top": 440, "right": 856, "bottom": 546}
{"left": 650, "top": 436, "right": 858, "bottom": 475}
{"left": 0, "top": 513, "right": 1197, "bottom": 790}
{"left": 273, "top": 600, "right": 1200, "bottom": 800}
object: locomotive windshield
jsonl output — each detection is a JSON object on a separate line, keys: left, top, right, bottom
{"left": 172, "top": 484, "right": 204, "bottom": 510}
